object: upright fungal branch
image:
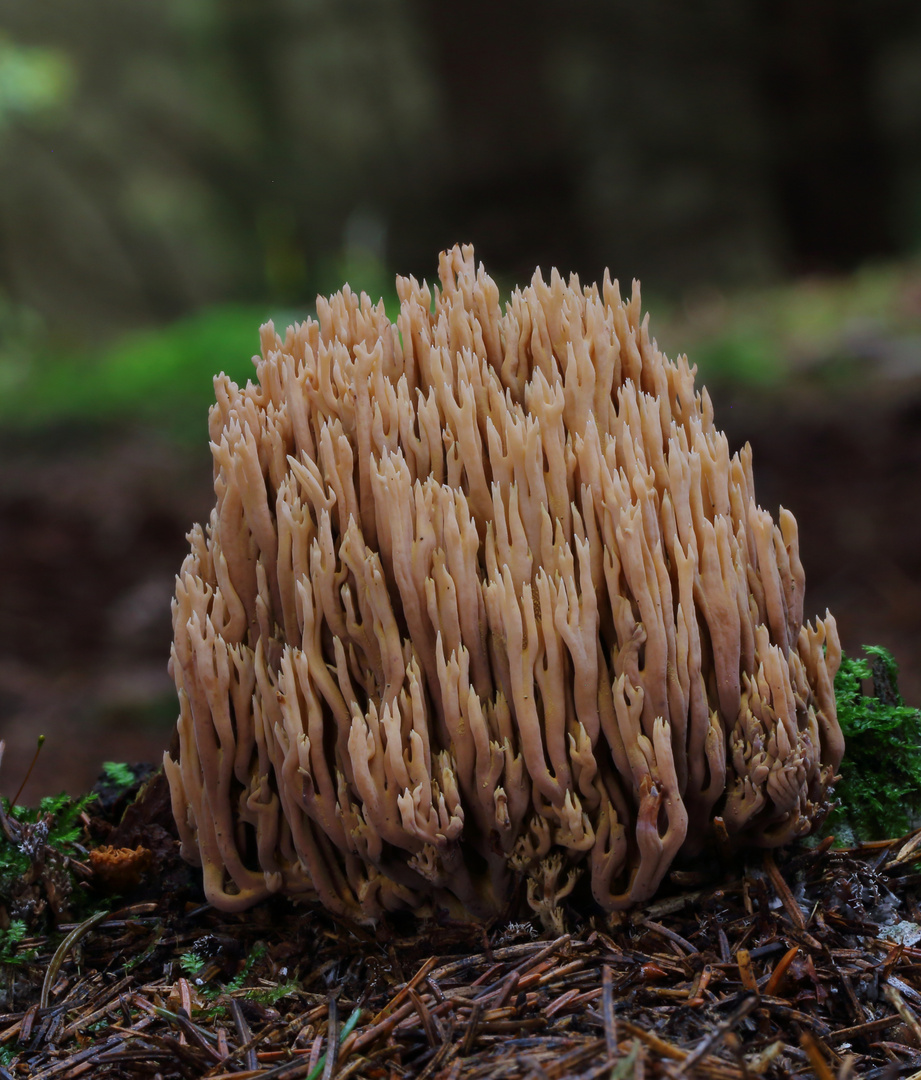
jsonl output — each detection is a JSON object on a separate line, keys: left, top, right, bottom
{"left": 165, "top": 245, "right": 843, "bottom": 920}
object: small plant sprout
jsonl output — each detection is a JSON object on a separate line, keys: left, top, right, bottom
{"left": 101, "top": 762, "right": 136, "bottom": 791}
{"left": 9, "top": 734, "right": 45, "bottom": 809}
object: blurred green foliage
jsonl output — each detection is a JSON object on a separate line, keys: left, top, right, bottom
{"left": 0, "top": 302, "right": 273, "bottom": 439}
{"left": 0, "top": 245, "right": 404, "bottom": 439}
{"left": 0, "top": 0, "right": 916, "bottom": 432}
{"left": 0, "top": 34, "right": 72, "bottom": 125}
{"left": 0, "top": 0, "right": 437, "bottom": 340}
{"left": 655, "top": 261, "right": 921, "bottom": 388}
{"left": 1, "top": 257, "right": 919, "bottom": 441}
{"left": 0, "top": 0, "right": 919, "bottom": 352}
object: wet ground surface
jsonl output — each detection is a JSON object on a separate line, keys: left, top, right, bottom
{"left": 1, "top": 372, "right": 919, "bottom": 806}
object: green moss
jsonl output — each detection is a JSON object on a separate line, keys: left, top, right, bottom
{"left": 176, "top": 940, "right": 299, "bottom": 1013}
{"left": 178, "top": 947, "right": 207, "bottom": 979}
{"left": 830, "top": 646, "right": 921, "bottom": 840}
{"left": 0, "top": 919, "right": 33, "bottom": 967}
{"left": 0, "top": 790, "right": 98, "bottom": 929}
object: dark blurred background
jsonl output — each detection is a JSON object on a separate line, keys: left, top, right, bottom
{"left": 1, "top": 0, "right": 920, "bottom": 803}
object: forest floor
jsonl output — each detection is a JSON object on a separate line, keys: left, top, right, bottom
{"left": 3, "top": 769, "right": 921, "bottom": 1078}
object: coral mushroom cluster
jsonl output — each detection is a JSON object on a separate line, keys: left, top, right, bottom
{"left": 165, "top": 245, "right": 843, "bottom": 921}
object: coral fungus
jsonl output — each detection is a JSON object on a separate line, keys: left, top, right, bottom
{"left": 165, "top": 245, "right": 842, "bottom": 920}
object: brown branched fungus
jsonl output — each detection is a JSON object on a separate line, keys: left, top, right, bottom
{"left": 165, "top": 245, "right": 843, "bottom": 922}
{"left": 88, "top": 845, "right": 153, "bottom": 894}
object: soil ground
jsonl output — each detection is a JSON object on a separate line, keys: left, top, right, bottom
{"left": 1, "top": 370, "right": 920, "bottom": 806}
